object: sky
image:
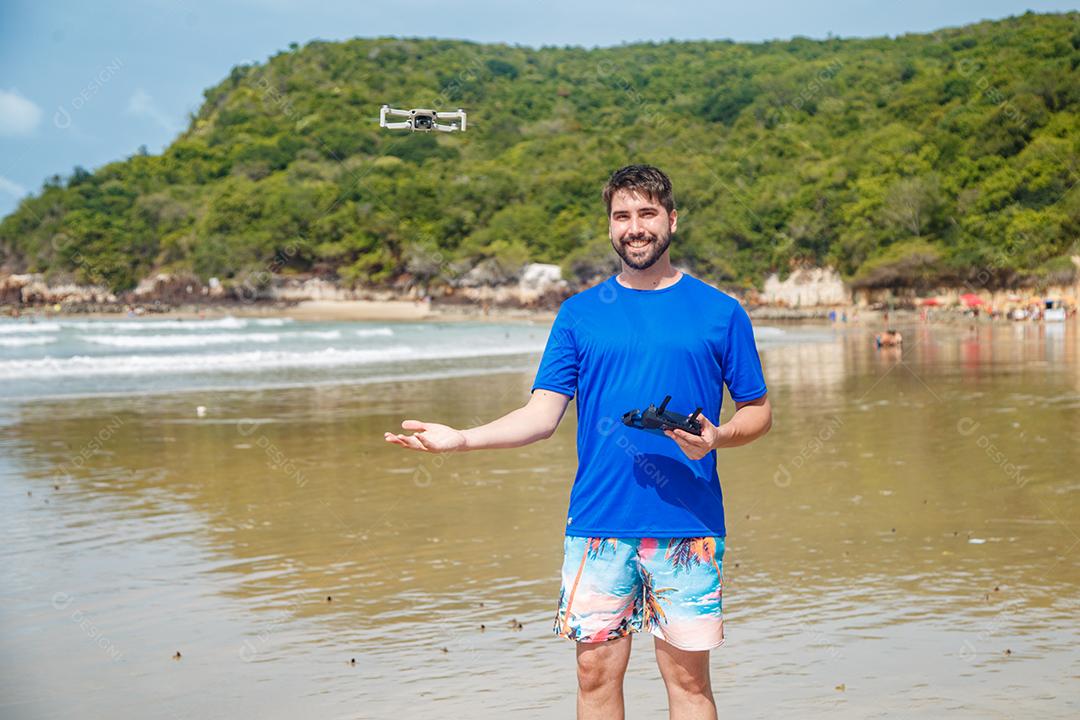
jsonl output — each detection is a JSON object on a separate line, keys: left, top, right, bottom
{"left": 1, "top": 0, "right": 1077, "bottom": 218}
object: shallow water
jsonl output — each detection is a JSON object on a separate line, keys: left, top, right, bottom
{"left": 0, "top": 316, "right": 553, "bottom": 400}
{"left": 1, "top": 319, "right": 1078, "bottom": 718}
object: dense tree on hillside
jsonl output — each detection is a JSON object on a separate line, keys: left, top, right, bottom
{"left": 2, "top": 12, "right": 1078, "bottom": 293}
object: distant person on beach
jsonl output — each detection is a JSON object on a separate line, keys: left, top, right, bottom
{"left": 875, "top": 329, "right": 903, "bottom": 347}
{"left": 385, "top": 164, "right": 772, "bottom": 720}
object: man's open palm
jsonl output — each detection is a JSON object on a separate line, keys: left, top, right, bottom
{"left": 384, "top": 420, "right": 466, "bottom": 452}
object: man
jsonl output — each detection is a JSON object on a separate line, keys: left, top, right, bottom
{"left": 385, "top": 164, "right": 772, "bottom": 719}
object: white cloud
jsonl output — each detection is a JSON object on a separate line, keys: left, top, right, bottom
{"left": 0, "top": 175, "right": 28, "bottom": 198}
{"left": 0, "top": 89, "right": 43, "bottom": 136}
{"left": 127, "top": 89, "right": 179, "bottom": 133}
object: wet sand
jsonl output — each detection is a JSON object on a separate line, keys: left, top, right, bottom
{"left": 1, "top": 319, "right": 1078, "bottom": 718}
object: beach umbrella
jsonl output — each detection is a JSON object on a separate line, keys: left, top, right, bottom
{"left": 959, "top": 293, "right": 985, "bottom": 307}
{"left": 918, "top": 297, "right": 941, "bottom": 306}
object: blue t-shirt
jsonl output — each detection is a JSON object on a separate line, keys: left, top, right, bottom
{"left": 531, "top": 272, "right": 767, "bottom": 538}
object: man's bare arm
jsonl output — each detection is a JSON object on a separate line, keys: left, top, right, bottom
{"left": 664, "top": 394, "right": 772, "bottom": 459}
{"left": 383, "top": 389, "right": 572, "bottom": 453}
{"left": 712, "top": 395, "right": 772, "bottom": 450}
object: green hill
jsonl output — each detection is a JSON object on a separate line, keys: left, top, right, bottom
{"left": 2, "top": 12, "right": 1079, "bottom": 293}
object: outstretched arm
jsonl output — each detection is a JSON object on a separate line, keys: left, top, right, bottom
{"left": 383, "top": 389, "right": 572, "bottom": 453}
{"left": 665, "top": 395, "right": 772, "bottom": 460}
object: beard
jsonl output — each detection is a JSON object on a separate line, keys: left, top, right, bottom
{"left": 611, "top": 228, "right": 672, "bottom": 270}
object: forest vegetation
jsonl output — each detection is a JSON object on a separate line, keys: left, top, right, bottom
{"left": 1, "top": 11, "right": 1078, "bottom": 293}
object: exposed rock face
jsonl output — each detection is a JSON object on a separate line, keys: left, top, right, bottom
{"left": 441, "top": 262, "right": 569, "bottom": 309}
{"left": 457, "top": 258, "right": 517, "bottom": 288}
{"left": 0, "top": 275, "right": 25, "bottom": 305}
{"left": 1, "top": 273, "right": 117, "bottom": 305}
{"left": 274, "top": 277, "right": 360, "bottom": 302}
{"left": 133, "top": 273, "right": 203, "bottom": 302}
{"left": 517, "top": 263, "right": 568, "bottom": 302}
{"left": 762, "top": 267, "right": 849, "bottom": 307}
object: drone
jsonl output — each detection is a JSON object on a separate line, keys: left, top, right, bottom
{"left": 380, "top": 105, "right": 467, "bottom": 133}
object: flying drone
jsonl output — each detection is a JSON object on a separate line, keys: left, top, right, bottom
{"left": 379, "top": 105, "right": 467, "bottom": 133}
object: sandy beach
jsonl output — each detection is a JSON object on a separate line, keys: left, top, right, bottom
{"left": 20, "top": 298, "right": 1053, "bottom": 330}
{"left": 285, "top": 299, "right": 558, "bottom": 324}
{"left": 8, "top": 298, "right": 558, "bottom": 325}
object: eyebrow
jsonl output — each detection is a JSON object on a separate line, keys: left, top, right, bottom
{"left": 611, "top": 207, "right": 660, "bottom": 216}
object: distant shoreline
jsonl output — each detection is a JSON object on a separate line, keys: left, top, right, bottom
{"left": 1, "top": 298, "right": 559, "bottom": 325}
{"left": 4, "top": 298, "right": 1071, "bottom": 329}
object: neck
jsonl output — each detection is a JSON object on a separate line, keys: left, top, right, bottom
{"left": 616, "top": 257, "right": 681, "bottom": 290}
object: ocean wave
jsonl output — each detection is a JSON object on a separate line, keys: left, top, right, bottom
{"left": 62, "top": 316, "right": 249, "bottom": 331}
{"left": 0, "top": 342, "right": 545, "bottom": 379}
{"left": 78, "top": 332, "right": 283, "bottom": 348}
{"left": 0, "top": 322, "right": 62, "bottom": 334}
{"left": 355, "top": 327, "right": 394, "bottom": 337}
{"left": 753, "top": 326, "right": 786, "bottom": 338}
{"left": 0, "top": 336, "right": 59, "bottom": 347}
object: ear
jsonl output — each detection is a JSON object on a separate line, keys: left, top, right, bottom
{"left": 669, "top": 208, "right": 678, "bottom": 234}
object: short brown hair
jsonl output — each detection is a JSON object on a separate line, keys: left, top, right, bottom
{"left": 602, "top": 164, "right": 675, "bottom": 215}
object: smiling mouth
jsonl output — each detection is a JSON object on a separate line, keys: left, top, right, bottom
{"left": 625, "top": 237, "right": 653, "bottom": 249}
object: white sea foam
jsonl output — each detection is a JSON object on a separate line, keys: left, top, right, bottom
{"left": 252, "top": 318, "right": 293, "bottom": 326}
{"left": 0, "top": 322, "right": 62, "bottom": 334}
{"left": 0, "top": 336, "right": 59, "bottom": 347}
{"left": 753, "top": 326, "right": 786, "bottom": 339}
{"left": 0, "top": 342, "right": 545, "bottom": 380}
{"left": 78, "top": 332, "right": 283, "bottom": 348}
{"left": 355, "top": 327, "right": 394, "bottom": 337}
{"left": 62, "top": 316, "right": 249, "bottom": 331}
{"left": 300, "top": 330, "right": 342, "bottom": 340}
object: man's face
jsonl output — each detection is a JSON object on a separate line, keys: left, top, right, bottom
{"left": 608, "top": 189, "right": 677, "bottom": 271}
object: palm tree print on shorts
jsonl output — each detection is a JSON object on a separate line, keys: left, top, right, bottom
{"left": 640, "top": 566, "right": 675, "bottom": 631}
{"left": 665, "top": 537, "right": 723, "bottom": 586}
{"left": 560, "top": 538, "right": 619, "bottom": 634}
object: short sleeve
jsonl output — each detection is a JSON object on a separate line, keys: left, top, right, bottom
{"left": 722, "top": 304, "right": 767, "bottom": 402}
{"left": 531, "top": 304, "right": 579, "bottom": 399}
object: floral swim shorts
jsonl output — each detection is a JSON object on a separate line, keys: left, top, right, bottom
{"left": 553, "top": 535, "right": 726, "bottom": 651}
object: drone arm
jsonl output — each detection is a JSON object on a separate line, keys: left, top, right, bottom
{"left": 443, "top": 109, "right": 466, "bottom": 132}
{"left": 435, "top": 109, "right": 466, "bottom": 132}
{"left": 382, "top": 121, "right": 412, "bottom": 130}
{"left": 381, "top": 106, "right": 412, "bottom": 127}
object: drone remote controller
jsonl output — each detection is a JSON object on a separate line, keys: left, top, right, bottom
{"left": 622, "top": 395, "right": 703, "bottom": 437}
